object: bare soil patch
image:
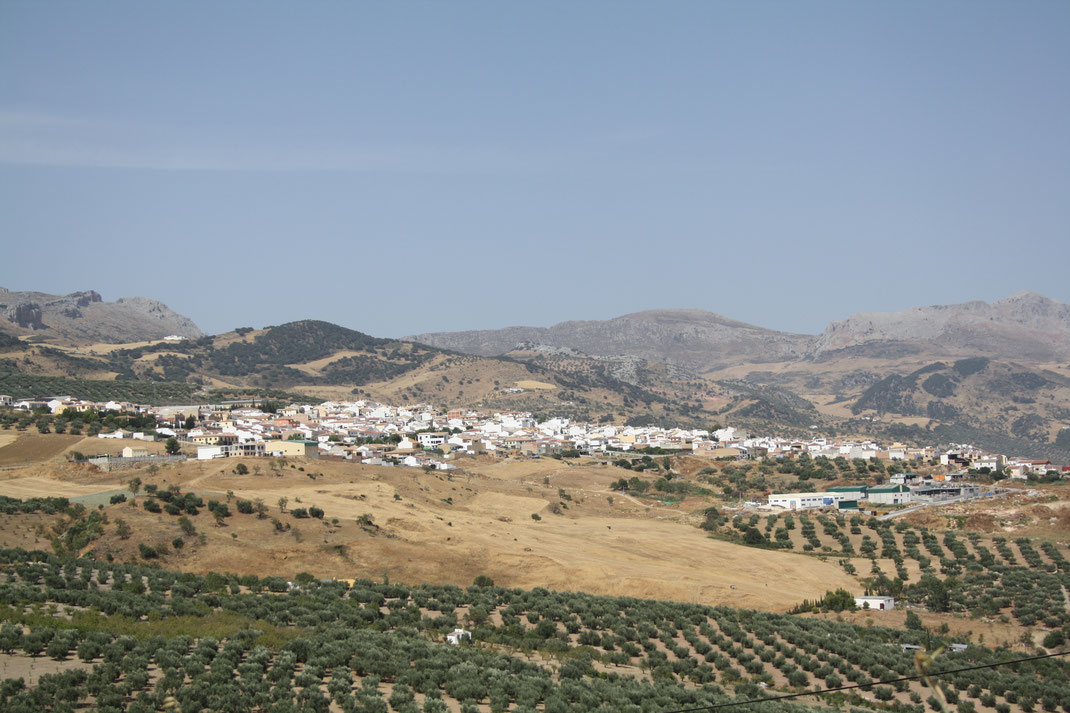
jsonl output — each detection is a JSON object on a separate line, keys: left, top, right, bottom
{"left": 0, "top": 653, "right": 93, "bottom": 686}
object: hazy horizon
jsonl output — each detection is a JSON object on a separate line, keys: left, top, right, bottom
{"left": 1, "top": 283, "right": 1061, "bottom": 340}
{"left": 2, "top": 2, "right": 1068, "bottom": 337}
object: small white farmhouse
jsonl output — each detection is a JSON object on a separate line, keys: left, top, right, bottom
{"left": 446, "top": 628, "right": 472, "bottom": 646}
{"left": 854, "top": 596, "right": 894, "bottom": 611}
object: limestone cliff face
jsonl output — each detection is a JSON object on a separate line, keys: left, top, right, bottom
{"left": 814, "top": 292, "right": 1070, "bottom": 361}
{"left": 0, "top": 287, "right": 203, "bottom": 344}
{"left": 5, "top": 302, "right": 46, "bottom": 330}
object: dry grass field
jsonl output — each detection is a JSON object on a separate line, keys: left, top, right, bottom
{"left": 514, "top": 380, "right": 556, "bottom": 390}
{"left": 0, "top": 511, "right": 53, "bottom": 549}
{"left": 0, "top": 475, "right": 112, "bottom": 499}
{"left": 803, "top": 605, "right": 1034, "bottom": 649}
{"left": 0, "top": 433, "right": 858, "bottom": 612}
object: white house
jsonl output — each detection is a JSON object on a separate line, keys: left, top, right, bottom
{"left": 854, "top": 596, "right": 894, "bottom": 611}
{"left": 197, "top": 443, "right": 266, "bottom": 460}
{"left": 446, "top": 628, "right": 472, "bottom": 645}
{"left": 417, "top": 432, "right": 448, "bottom": 449}
{"left": 849, "top": 445, "right": 878, "bottom": 460}
{"left": 713, "top": 426, "right": 739, "bottom": 442}
{"left": 198, "top": 446, "right": 226, "bottom": 460}
{"left": 0, "top": 395, "right": 12, "bottom": 407}
{"left": 480, "top": 422, "right": 504, "bottom": 437}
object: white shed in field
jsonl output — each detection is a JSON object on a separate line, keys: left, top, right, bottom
{"left": 855, "top": 596, "right": 894, "bottom": 610}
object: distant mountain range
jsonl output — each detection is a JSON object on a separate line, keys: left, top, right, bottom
{"left": 7, "top": 286, "right": 1066, "bottom": 367}
{"left": 409, "top": 292, "right": 1070, "bottom": 369}
{"left": 410, "top": 309, "right": 812, "bottom": 373}
{"left": 2, "top": 286, "right": 1069, "bottom": 459}
{"left": 814, "top": 291, "right": 1070, "bottom": 362}
{"left": 0, "top": 287, "right": 203, "bottom": 344}
{"left": 406, "top": 292, "right": 1070, "bottom": 459}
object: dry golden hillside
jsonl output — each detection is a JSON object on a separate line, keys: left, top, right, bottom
{"left": 0, "top": 433, "right": 857, "bottom": 612}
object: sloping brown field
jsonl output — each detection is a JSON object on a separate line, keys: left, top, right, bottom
{"left": 0, "top": 433, "right": 85, "bottom": 466}
{"left": 0, "top": 447, "right": 857, "bottom": 611}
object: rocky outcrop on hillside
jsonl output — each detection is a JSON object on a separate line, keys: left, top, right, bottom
{"left": 409, "top": 309, "right": 814, "bottom": 372}
{"left": 815, "top": 292, "right": 1070, "bottom": 361}
{"left": 0, "top": 287, "right": 203, "bottom": 344}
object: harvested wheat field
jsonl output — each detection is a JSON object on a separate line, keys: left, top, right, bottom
{"left": 0, "top": 451, "right": 855, "bottom": 612}
{"left": 0, "top": 433, "right": 85, "bottom": 467}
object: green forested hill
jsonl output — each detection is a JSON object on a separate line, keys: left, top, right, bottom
{"left": 0, "top": 320, "right": 805, "bottom": 430}
{"left": 112, "top": 320, "right": 439, "bottom": 386}
{"left": 851, "top": 358, "right": 1070, "bottom": 461}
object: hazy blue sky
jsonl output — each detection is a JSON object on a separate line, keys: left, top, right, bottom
{"left": 2, "top": 2, "right": 1068, "bottom": 338}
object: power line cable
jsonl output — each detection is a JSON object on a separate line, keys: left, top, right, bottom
{"left": 657, "top": 650, "right": 1070, "bottom": 713}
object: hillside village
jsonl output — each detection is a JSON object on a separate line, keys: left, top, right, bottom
{"left": 5, "top": 393, "right": 1067, "bottom": 505}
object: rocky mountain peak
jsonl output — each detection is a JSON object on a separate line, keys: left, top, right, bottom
{"left": 409, "top": 308, "right": 813, "bottom": 372}
{"left": 0, "top": 286, "right": 203, "bottom": 344}
{"left": 814, "top": 293, "right": 1070, "bottom": 361}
